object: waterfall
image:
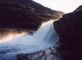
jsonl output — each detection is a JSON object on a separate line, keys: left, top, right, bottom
{"left": 0, "top": 20, "right": 59, "bottom": 59}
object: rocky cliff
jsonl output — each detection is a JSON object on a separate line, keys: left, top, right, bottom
{"left": 54, "top": 5, "right": 82, "bottom": 60}
{"left": 0, "top": 0, "right": 63, "bottom": 31}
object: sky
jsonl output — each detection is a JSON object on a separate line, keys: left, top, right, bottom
{"left": 33, "top": 0, "right": 82, "bottom": 13}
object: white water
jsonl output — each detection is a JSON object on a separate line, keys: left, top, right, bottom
{"left": 0, "top": 20, "right": 59, "bottom": 59}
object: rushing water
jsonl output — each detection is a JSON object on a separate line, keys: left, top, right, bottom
{"left": 0, "top": 20, "right": 59, "bottom": 59}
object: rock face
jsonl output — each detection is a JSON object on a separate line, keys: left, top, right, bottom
{"left": 0, "top": 0, "right": 64, "bottom": 40}
{"left": 16, "top": 47, "right": 59, "bottom": 60}
{"left": 0, "top": 0, "right": 63, "bottom": 31}
{"left": 0, "top": 47, "right": 59, "bottom": 60}
{"left": 54, "top": 5, "right": 82, "bottom": 60}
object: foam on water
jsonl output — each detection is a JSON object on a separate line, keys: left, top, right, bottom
{"left": 0, "top": 20, "right": 59, "bottom": 59}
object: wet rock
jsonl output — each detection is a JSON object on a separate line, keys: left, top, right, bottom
{"left": 16, "top": 47, "right": 60, "bottom": 60}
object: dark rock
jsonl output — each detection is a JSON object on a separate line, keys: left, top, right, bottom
{"left": 0, "top": 0, "right": 63, "bottom": 31}
{"left": 54, "top": 5, "right": 82, "bottom": 60}
{"left": 16, "top": 47, "right": 59, "bottom": 60}
{"left": 0, "top": 47, "right": 60, "bottom": 60}
{"left": 17, "top": 54, "right": 30, "bottom": 60}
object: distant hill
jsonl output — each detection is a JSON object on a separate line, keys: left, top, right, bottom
{"left": 0, "top": 0, "right": 64, "bottom": 31}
